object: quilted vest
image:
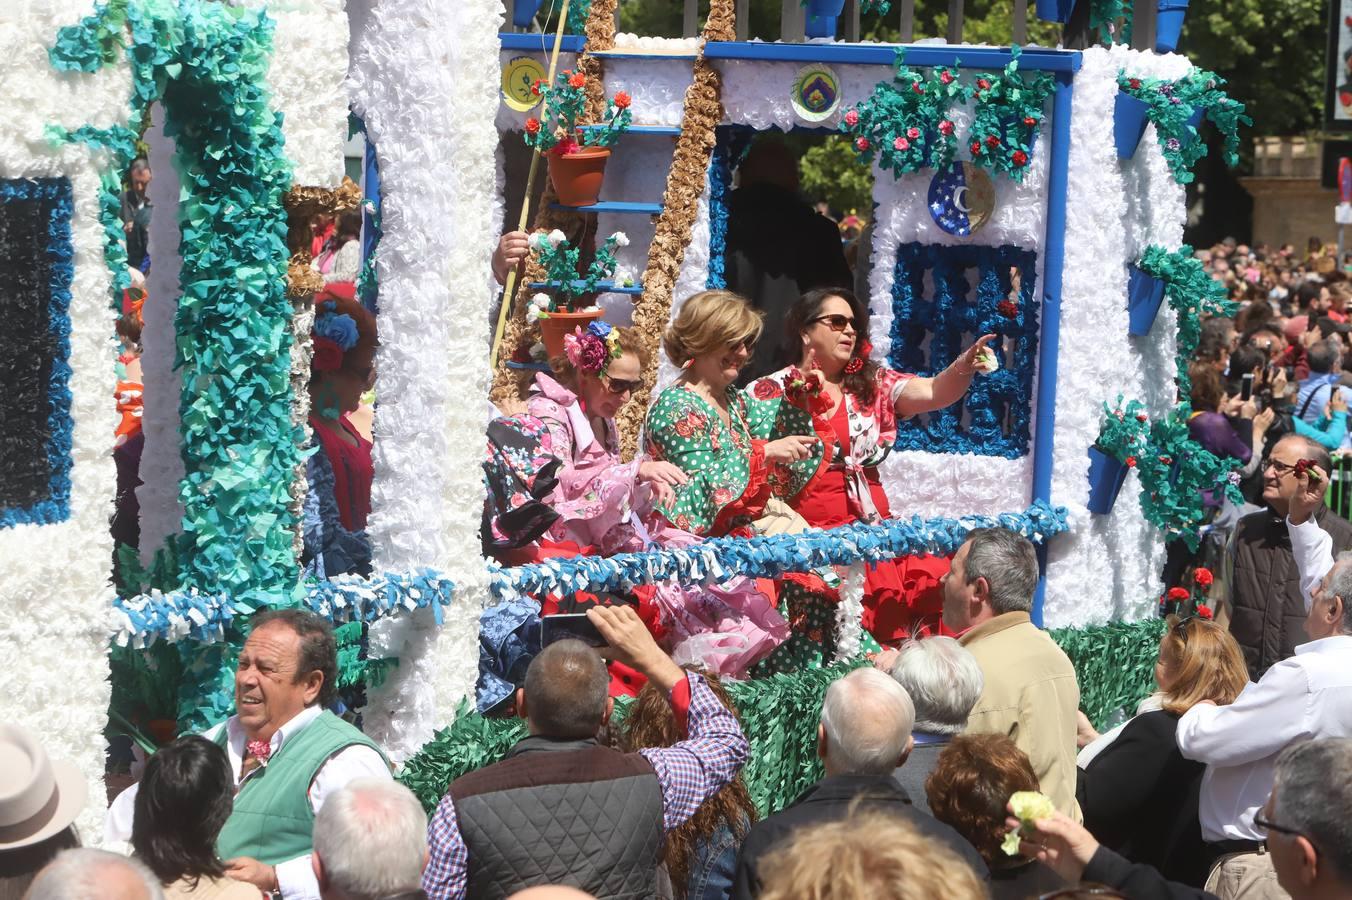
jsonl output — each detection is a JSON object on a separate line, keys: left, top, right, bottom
{"left": 449, "top": 736, "right": 664, "bottom": 900}
{"left": 213, "top": 711, "right": 385, "bottom": 864}
{"left": 1230, "top": 505, "right": 1352, "bottom": 679}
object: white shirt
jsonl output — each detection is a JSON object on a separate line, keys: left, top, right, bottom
{"left": 1177, "top": 635, "right": 1352, "bottom": 841}
{"left": 105, "top": 707, "right": 390, "bottom": 899}
{"left": 1289, "top": 514, "right": 1335, "bottom": 613}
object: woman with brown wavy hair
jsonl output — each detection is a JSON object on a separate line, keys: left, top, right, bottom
{"left": 1076, "top": 615, "right": 1249, "bottom": 886}
{"left": 617, "top": 674, "right": 756, "bottom": 900}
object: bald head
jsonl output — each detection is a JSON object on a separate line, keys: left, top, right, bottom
{"left": 522, "top": 639, "right": 609, "bottom": 738}
{"left": 507, "top": 888, "right": 597, "bottom": 900}
{"left": 819, "top": 668, "right": 915, "bottom": 776}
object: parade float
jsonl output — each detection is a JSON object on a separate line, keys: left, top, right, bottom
{"left": 0, "top": 0, "right": 1245, "bottom": 830}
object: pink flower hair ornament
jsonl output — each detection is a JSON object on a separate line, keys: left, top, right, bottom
{"left": 563, "top": 320, "right": 623, "bottom": 376}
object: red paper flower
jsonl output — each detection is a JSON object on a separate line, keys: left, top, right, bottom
{"left": 985, "top": 135, "right": 1001, "bottom": 149}
{"left": 970, "top": 140, "right": 982, "bottom": 155}
{"left": 940, "top": 70, "right": 954, "bottom": 85}
{"left": 855, "top": 137, "right": 871, "bottom": 151}
{"left": 894, "top": 137, "right": 910, "bottom": 151}
{"left": 753, "top": 380, "right": 783, "bottom": 400}
{"left": 1136, "top": 413, "right": 1148, "bottom": 422}
{"left": 844, "top": 109, "right": 859, "bottom": 127}
{"left": 1012, "top": 149, "right": 1028, "bottom": 167}
{"left": 531, "top": 79, "right": 543, "bottom": 96}
{"left": 907, "top": 126, "right": 920, "bottom": 139}
{"left": 1193, "top": 567, "right": 1214, "bottom": 588}
{"left": 976, "top": 78, "right": 991, "bottom": 90}
{"left": 911, "top": 81, "right": 924, "bottom": 94}
{"left": 568, "top": 72, "right": 587, "bottom": 89}
{"left": 555, "top": 135, "right": 580, "bottom": 156}
{"left": 1129, "top": 77, "right": 1141, "bottom": 90}
{"left": 1167, "top": 587, "right": 1190, "bottom": 602}
{"left": 997, "top": 299, "right": 1019, "bottom": 318}
{"left": 1195, "top": 604, "right": 1214, "bottom": 620}
{"left": 1023, "top": 116, "right": 1037, "bottom": 126}
{"left": 1125, "top": 456, "right": 1137, "bottom": 468}
{"left": 312, "top": 336, "right": 344, "bottom": 372}
{"left": 525, "top": 118, "right": 541, "bottom": 134}
{"left": 613, "top": 91, "right": 631, "bottom": 109}
{"left": 939, "top": 120, "right": 955, "bottom": 136}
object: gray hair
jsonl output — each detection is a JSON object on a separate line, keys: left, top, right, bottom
{"left": 888, "top": 637, "right": 984, "bottom": 736}
{"left": 1272, "top": 739, "right": 1352, "bottom": 883}
{"left": 523, "top": 639, "right": 610, "bottom": 738}
{"left": 1323, "top": 554, "right": 1352, "bottom": 636}
{"left": 820, "top": 668, "right": 915, "bottom": 776}
{"left": 962, "top": 528, "right": 1039, "bottom": 614}
{"left": 312, "top": 778, "right": 427, "bottom": 899}
{"left": 26, "top": 849, "right": 164, "bottom": 900}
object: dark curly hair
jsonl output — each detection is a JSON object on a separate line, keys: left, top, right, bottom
{"left": 132, "top": 736, "right": 233, "bottom": 888}
{"left": 249, "top": 608, "right": 339, "bottom": 709}
{"left": 781, "top": 287, "right": 878, "bottom": 405}
{"left": 925, "top": 733, "right": 1038, "bottom": 864}
{"left": 618, "top": 673, "right": 757, "bottom": 898}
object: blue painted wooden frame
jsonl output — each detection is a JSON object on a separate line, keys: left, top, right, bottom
{"left": 499, "top": 33, "right": 586, "bottom": 53}
{"left": 1029, "top": 71, "right": 1076, "bottom": 627}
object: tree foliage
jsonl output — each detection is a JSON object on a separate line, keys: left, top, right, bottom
{"left": 799, "top": 135, "right": 875, "bottom": 215}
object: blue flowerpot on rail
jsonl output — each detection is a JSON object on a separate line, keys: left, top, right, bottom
{"left": 1087, "top": 447, "right": 1131, "bottom": 515}
{"left": 804, "top": 0, "right": 846, "bottom": 38}
{"left": 513, "top": 0, "right": 545, "bottom": 27}
{"left": 1114, "top": 93, "right": 1151, "bottom": 160}
{"left": 1155, "top": 0, "right": 1190, "bottom": 53}
{"left": 1034, "top": 0, "right": 1075, "bottom": 24}
{"left": 1127, "top": 265, "right": 1167, "bottom": 336}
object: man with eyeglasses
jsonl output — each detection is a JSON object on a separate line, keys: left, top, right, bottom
{"left": 1176, "top": 463, "right": 1352, "bottom": 899}
{"left": 1004, "top": 738, "right": 1352, "bottom": 900}
{"left": 1222, "top": 434, "right": 1352, "bottom": 681}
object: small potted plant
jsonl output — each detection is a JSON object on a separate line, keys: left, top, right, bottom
{"left": 524, "top": 70, "right": 631, "bottom": 208}
{"left": 528, "top": 228, "right": 632, "bottom": 357}
{"left": 1089, "top": 397, "right": 1149, "bottom": 516}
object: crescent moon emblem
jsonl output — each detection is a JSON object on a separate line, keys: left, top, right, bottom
{"left": 952, "top": 185, "right": 970, "bottom": 213}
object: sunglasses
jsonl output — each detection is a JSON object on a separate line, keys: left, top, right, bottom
{"left": 812, "top": 314, "right": 856, "bottom": 332}
{"left": 726, "top": 336, "right": 757, "bottom": 354}
{"left": 602, "top": 374, "right": 642, "bottom": 395}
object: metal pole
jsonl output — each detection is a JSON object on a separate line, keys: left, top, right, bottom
{"left": 489, "top": 0, "right": 574, "bottom": 371}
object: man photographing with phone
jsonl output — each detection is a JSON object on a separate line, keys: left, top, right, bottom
{"left": 423, "top": 606, "right": 749, "bottom": 899}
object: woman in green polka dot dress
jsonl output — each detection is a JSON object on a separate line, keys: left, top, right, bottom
{"left": 644, "top": 290, "right": 875, "bottom": 672}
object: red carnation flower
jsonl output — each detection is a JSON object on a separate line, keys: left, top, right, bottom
{"left": 970, "top": 140, "right": 982, "bottom": 155}
{"left": 525, "top": 118, "right": 541, "bottom": 134}
{"left": 997, "top": 299, "right": 1019, "bottom": 318}
{"left": 312, "top": 336, "right": 344, "bottom": 372}
{"left": 1193, "top": 567, "right": 1214, "bottom": 588}
{"left": 855, "top": 137, "right": 871, "bottom": 151}
{"left": 939, "top": 119, "right": 955, "bottom": 135}
{"left": 568, "top": 72, "right": 587, "bottom": 89}
{"left": 1012, "top": 149, "right": 1028, "bottom": 166}
{"left": 1125, "top": 455, "right": 1137, "bottom": 468}
{"left": 1167, "top": 587, "right": 1190, "bottom": 601}
{"left": 1195, "top": 603, "right": 1214, "bottom": 620}
{"left": 907, "top": 126, "right": 920, "bottom": 139}
{"left": 985, "top": 135, "right": 1000, "bottom": 148}
{"left": 613, "top": 91, "right": 631, "bottom": 109}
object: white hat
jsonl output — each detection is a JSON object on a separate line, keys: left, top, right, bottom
{"left": 0, "top": 724, "right": 86, "bottom": 849}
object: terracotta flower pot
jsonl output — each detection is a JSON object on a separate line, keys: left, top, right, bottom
{"left": 548, "top": 148, "right": 611, "bottom": 208}
{"left": 539, "top": 308, "right": 605, "bottom": 360}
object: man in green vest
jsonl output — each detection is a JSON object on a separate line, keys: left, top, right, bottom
{"left": 106, "top": 610, "right": 390, "bottom": 899}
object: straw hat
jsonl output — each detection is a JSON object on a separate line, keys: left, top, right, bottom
{"left": 0, "top": 724, "right": 86, "bottom": 849}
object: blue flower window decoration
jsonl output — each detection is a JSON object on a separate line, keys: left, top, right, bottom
{"left": 889, "top": 242, "right": 1039, "bottom": 458}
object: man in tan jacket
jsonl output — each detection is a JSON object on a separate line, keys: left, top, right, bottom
{"left": 942, "top": 527, "right": 1082, "bottom": 820}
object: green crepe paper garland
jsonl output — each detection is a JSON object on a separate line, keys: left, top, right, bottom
{"left": 399, "top": 620, "right": 1165, "bottom": 817}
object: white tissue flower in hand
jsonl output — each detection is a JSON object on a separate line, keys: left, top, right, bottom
{"left": 975, "top": 347, "right": 1000, "bottom": 374}
{"left": 547, "top": 229, "right": 566, "bottom": 248}
{"left": 1002, "top": 791, "right": 1056, "bottom": 856}
{"left": 529, "top": 232, "right": 550, "bottom": 252}
{"left": 610, "top": 231, "right": 629, "bottom": 247}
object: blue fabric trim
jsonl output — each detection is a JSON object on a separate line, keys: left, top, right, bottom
{"left": 889, "top": 241, "right": 1039, "bottom": 458}
{"left": 706, "top": 127, "right": 755, "bottom": 291}
{"left": 0, "top": 178, "right": 75, "bottom": 528}
{"left": 489, "top": 501, "right": 1067, "bottom": 602}
{"left": 112, "top": 568, "right": 453, "bottom": 649}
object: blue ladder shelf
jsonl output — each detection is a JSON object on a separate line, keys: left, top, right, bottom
{"left": 577, "top": 124, "right": 681, "bottom": 136}
{"left": 506, "top": 360, "right": 552, "bottom": 372}
{"left": 529, "top": 280, "right": 643, "bottom": 295}
{"left": 550, "top": 200, "right": 663, "bottom": 214}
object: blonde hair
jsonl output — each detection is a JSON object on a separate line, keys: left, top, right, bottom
{"left": 662, "top": 290, "right": 763, "bottom": 368}
{"left": 757, "top": 808, "right": 987, "bottom": 900}
{"left": 1159, "top": 615, "right": 1249, "bottom": 716}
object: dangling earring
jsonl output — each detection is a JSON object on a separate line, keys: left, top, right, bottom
{"left": 844, "top": 356, "right": 864, "bottom": 375}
